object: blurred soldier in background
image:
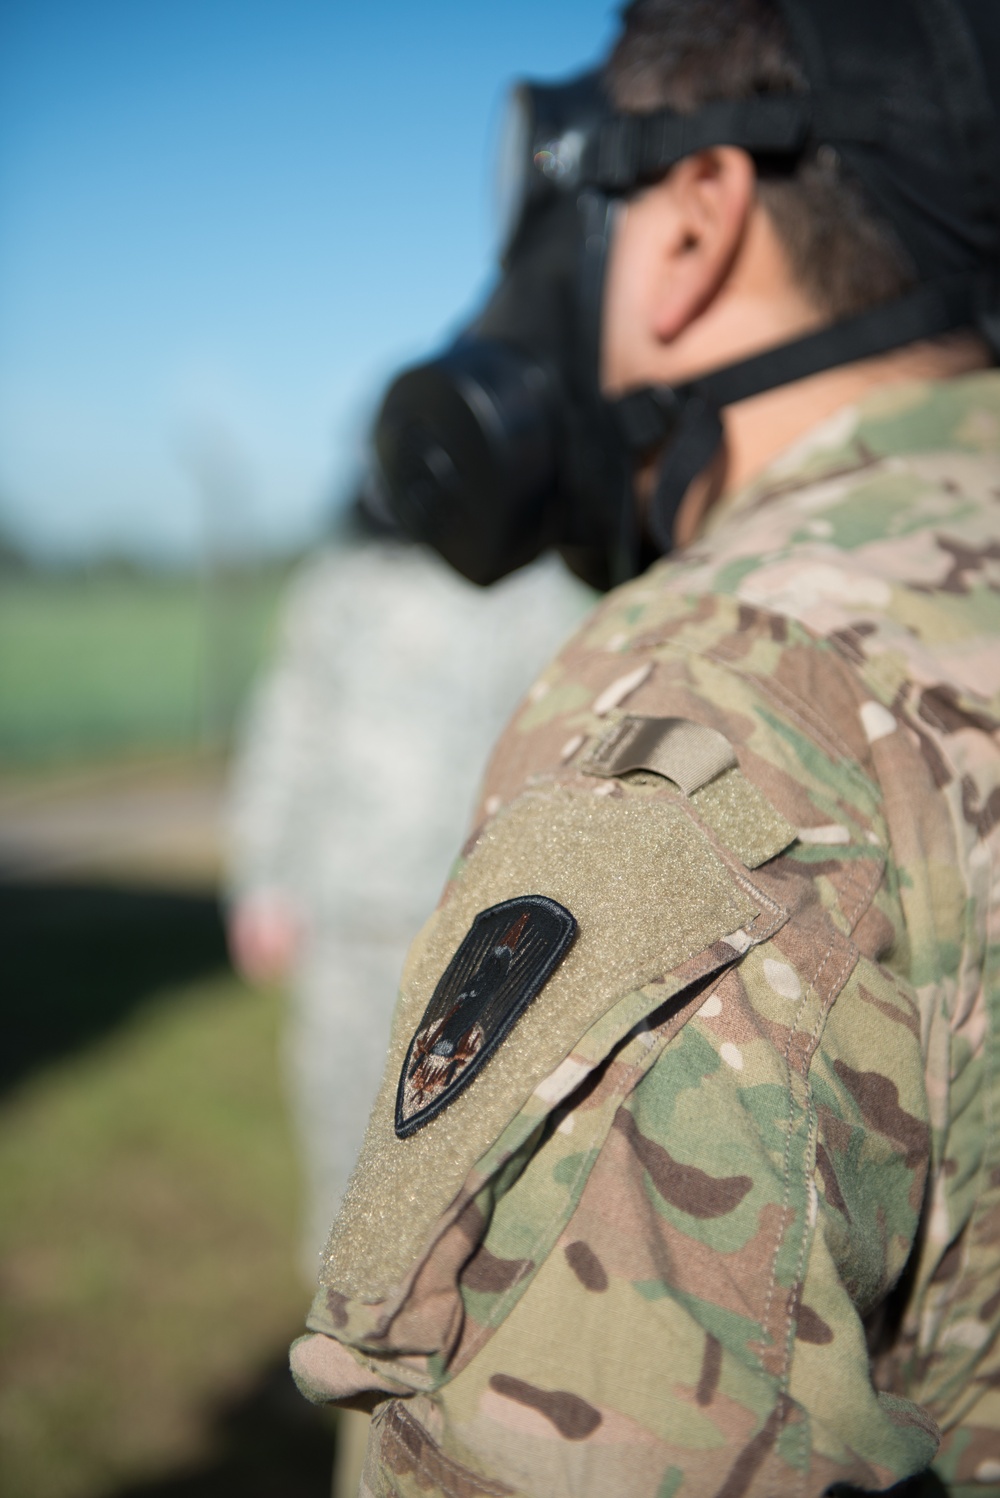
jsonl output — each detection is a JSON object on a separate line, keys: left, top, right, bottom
{"left": 289, "top": 0, "right": 1000, "bottom": 1493}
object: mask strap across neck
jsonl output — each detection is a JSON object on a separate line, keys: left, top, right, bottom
{"left": 647, "top": 398, "right": 723, "bottom": 553}
{"left": 614, "top": 272, "right": 987, "bottom": 557}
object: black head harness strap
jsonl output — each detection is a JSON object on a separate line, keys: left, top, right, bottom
{"left": 588, "top": 92, "right": 883, "bottom": 192}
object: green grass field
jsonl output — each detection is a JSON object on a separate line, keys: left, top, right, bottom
{"left": 0, "top": 964, "right": 336, "bottom": 1498}
{"left": 0, "top": 565, "right": 288, "bottom": 765}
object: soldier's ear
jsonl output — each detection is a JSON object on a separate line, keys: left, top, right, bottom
{"left": 646, "top": 146, "right": 756, "bottom": 343}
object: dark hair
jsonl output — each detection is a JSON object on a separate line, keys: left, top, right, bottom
{"left": 606, "top": 0, "right": 916, "bottom": 319}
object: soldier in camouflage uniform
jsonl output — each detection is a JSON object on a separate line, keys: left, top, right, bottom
{"left": 290, "top": 2, "right": 1000, "bottom": 1493}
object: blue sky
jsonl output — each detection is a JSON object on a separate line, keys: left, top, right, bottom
{"left": 0, "top": 0, "right": 618, "bottom": 562}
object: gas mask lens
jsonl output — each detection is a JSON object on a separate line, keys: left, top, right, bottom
{"left": 495, "top": 84, "right": 532, "bottom": 259}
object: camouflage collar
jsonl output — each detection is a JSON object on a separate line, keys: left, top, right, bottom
{"left": 702, "top": 368, "right": 1000, "bottom": 539}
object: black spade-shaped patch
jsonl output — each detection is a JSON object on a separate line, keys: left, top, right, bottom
{"left": 395, "top": 895, "right": 578, "bottom": 1138}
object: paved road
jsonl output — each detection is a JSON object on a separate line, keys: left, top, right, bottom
{"left": 0, "top": 756, "right": 226, "bottom": 888}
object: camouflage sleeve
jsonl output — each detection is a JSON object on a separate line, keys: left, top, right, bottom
{"left": 291, "top": 592, "right": 948, "bottom": 1497}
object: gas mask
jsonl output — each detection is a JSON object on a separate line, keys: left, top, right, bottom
{"left": 369, "top": 0, "right": 1000, "bottom": 593}
{"left": 371, "top": 72, "right": 631, "bottom": 591}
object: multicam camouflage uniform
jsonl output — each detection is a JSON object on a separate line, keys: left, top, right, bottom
{"left": 292, "top": 370, "right": 1000, "bottom": 1496}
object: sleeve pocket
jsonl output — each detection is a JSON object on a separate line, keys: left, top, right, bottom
{"left": 303, "top": 780, "right": 790, "bottom": 1384}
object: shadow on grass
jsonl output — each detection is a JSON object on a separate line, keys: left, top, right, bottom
{"left": 1, "top": 880, "right": 230, "bottom": 1096}
{"left": 109, "top": 1358, "right": 335, "bottom": 1498}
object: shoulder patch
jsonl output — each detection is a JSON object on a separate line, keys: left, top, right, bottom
{"left": 395, "top": 895, "right": 577, "bottom": 1138}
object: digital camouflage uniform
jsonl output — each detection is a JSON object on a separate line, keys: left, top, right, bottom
{"left": 292, "top": 370, "right": 1000, "bottom": 1496}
